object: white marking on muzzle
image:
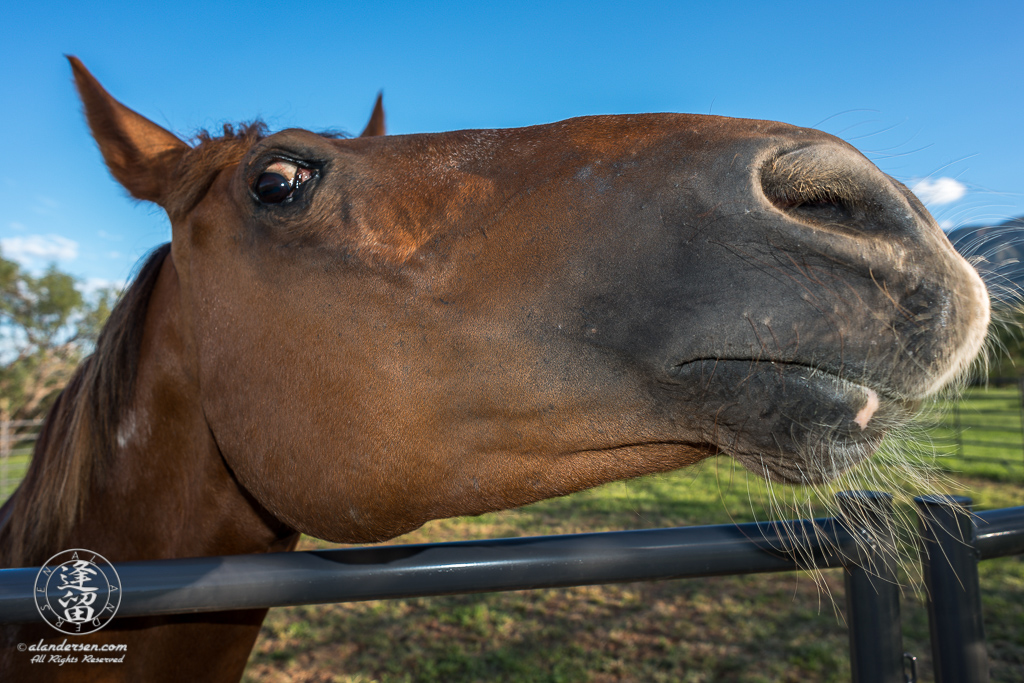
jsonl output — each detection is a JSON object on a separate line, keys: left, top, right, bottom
{"left": 854, "top": 388, "right": 880, "bottom": 430}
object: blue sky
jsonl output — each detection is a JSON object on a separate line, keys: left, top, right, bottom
{"left": 2, "top": 1, "right": 1022, "bottom": 291}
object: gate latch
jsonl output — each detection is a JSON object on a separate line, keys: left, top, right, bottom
{"left": 903, "top": 652, "right": 918, "bottom": 683}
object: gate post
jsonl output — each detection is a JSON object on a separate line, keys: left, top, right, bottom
{"left": 915, "top": 495, "right": 988, "bottom": 683}
{"left": 837, "top": 490, "right": 904, "bottom": 683}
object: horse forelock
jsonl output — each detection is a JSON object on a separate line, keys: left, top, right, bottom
{"left": 0, "top": 244, "right": 171, "bottom": 567}
{"left": 164, "top": 122, "right": 269, "bottom": 217}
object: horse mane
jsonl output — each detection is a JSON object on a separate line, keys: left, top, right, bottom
{"left": 0, "top": 243, "right": 170, "bottom": 567}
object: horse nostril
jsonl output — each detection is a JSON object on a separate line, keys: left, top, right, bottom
{"left": 761, "top": 146, "right": 866, "bottom": 228}
{"left": 767, "top": 187, "right": 854, "bottom": 224}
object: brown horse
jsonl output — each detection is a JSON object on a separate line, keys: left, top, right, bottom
{"left": 0, "top": 57, "right": 988, "bottom": 681}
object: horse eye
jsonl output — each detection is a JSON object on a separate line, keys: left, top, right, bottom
{"left": 253, "top": 160, "right": 314, "bottom": 204}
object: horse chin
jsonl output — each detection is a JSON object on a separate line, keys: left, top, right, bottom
{"left": 732, "top": 432, "right": 887, "bottom": 485}
{"left": 666, "top": 359, "right": 915, "bottom": 484}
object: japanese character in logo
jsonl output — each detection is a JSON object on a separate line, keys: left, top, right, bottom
{"left": 33, "top": 549, "right": 121, "bottom": 635}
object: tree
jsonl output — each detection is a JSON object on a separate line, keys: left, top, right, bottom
{"left": 0, "top": 251, "right": 118, "bottom": 421}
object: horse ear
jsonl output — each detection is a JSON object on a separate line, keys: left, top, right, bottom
{"left": 358, "top": 92, "right": 386, "bottom": 137}
{"left": 68, "top": 56, "right": 188, "bottom": 206}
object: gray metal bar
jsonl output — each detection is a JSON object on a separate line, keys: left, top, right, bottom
{"left": 916, "top": 495, "right": 989, "bottom": 683}
{"left": 974, "top": 506, "right": 1024, "bottom": 559}
{"left": 837, "top": 491, "right": 905, "bottom": 683}
{"left": 0, "top": 517, "right": 854, "bottom": 624}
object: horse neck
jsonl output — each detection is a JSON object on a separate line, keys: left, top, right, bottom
{"left": 0, "top": 253, "right": 297, "bottom": 683}
{"left": 1, "top": 252, "right": 296, "bottom": 566}
{"left": 76, "top": 254, "right": 298, "bottom": 562}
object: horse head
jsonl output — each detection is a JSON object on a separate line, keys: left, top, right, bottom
{"left": 68, "top": 58, "right": 988, "bottom": 545}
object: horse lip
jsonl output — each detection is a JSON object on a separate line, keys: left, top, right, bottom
{"left": 662, "top": 358, "right": 918, "bottom": 482}
{"left": 665, "top": 358, "right": 907, "bottom": 405}
{"left": 663, "top": 357, "right": 922, "bottom": 442}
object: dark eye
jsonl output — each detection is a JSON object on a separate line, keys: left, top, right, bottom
{"left": 255, "top": 172, "right": 292, "bottom": 203}
{"left": 253, "top": 160, "right": 314, "bottom": 204}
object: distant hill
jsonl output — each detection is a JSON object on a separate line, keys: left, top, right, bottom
{"left": 946, "top": 216, "right": 1024, "bottom": 304}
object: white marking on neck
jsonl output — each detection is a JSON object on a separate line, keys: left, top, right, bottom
{"left": 117, "top": 410, "right": 140, "bottom": 449}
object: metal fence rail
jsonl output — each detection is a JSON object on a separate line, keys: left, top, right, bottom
{"left": 0, "top": 516, "right": 859, "bottom": 623}
{"left": 1, "top": 494, "right": 1021, "bottom": 683}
